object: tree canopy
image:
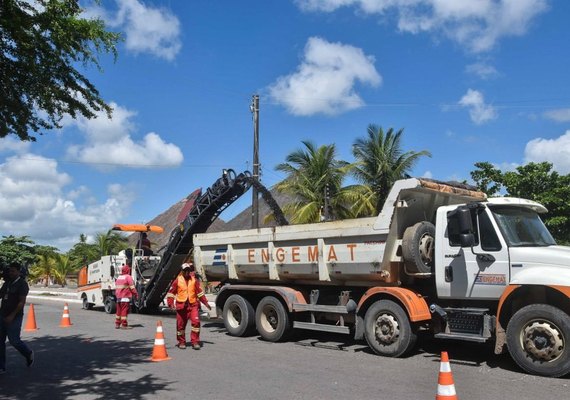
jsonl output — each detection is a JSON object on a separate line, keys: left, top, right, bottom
{"left": 0, "top": 235, "right": 37, "bottom": 267}
{"left": 275, "top": 141, "right": 352, "bottom": 223}
{"left": 350, "top": 125, "right": 431, "bottom": 215}
{"left": 273, "top": 126, "right": 431, "bottom": 222}
{"left": 0, "top": 0, "right": 120, "bottom": 141}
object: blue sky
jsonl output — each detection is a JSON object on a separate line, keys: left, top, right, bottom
{"left": 2, "top": 0, "right": 570, "bottom": 251}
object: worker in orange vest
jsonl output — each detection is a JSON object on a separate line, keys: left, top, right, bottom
{"left": 114, "top": 264, "right": 138, "bottom": 329}
{"left": 166, "top": 262, "right": 211, "bottom": 349}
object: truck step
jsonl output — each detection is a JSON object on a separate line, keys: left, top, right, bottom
{"left": 434, "top": 333, "right": 489, "bottom": 343}
{"left": 293, "top": 321, "right": 350, "bottom": 334}
{"left": 443, "top": 307, "right": 489, "bottom": 314}
{"left": 292, "top": 303, "right": 349, "bottom": 314}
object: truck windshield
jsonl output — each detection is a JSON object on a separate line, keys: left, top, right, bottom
{"left": 489, "top": 206, "right": 556, "bottom": 247}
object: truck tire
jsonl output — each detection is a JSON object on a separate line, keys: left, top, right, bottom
{"left": 506, "top": 304, "right": 570, "bottom": 377}
{"left": 104, "top": 297, "right": 116, "bottom": 314}
{"left": 255, "top": 296, "right": 291, "bottom": 342}
{"left": 82, "top": 296, "right": 93, "bottom": 310}
{"left": 364, "top": 300, "right": 417, "bottom": 357}
{"left": 402, "top": 221, "right": 435, "bottom": 274}
{"left": 223, "top": 294, "right": 255, "bottom": 337}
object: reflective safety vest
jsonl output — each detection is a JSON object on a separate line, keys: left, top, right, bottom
{"left": 175, "top": 275, "right": 197, "bottom": 304}
{"left": 115, "top": 274, "right": 136, "bottom": 300}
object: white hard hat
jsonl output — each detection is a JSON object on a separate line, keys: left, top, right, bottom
{"left": 181, "top": 263, "right": 191, "bottom": 270}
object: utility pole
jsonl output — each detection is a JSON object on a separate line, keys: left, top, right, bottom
{"left": 323, "top": 184, "right": 330, "bottom": 221}
{"left": 251, "top": 94, "right": 260, "bottom": 229}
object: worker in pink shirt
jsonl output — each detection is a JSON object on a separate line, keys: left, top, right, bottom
{"left": 114, "top": 264, "right": 138, "bottom": 329}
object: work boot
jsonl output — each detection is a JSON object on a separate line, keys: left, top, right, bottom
{"left": 192, "top": 343, "right": 200, "bottom": 350}
{"left": 177, "top": 343, "right": 186, "bottom": 350}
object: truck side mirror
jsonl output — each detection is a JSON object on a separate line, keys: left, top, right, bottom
{"left": 456, "top": 207, "right": 473, "bottom": 233}
{"left": 459, "top": 233, "right": 475, "bottom": 248}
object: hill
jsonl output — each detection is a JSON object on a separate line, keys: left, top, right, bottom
{"left": 127, "top": 188, "right": 292, "bottom": 251}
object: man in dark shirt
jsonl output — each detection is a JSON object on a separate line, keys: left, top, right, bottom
{"left": 0, "top": 262, "right": 34, "bottom": 374}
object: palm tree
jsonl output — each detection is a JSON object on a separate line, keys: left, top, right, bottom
{"left": 275, "top": 141, "right": 352, "bottom": 223}
{"left": 94, "top": 230, "right": 129, "bottom": 257}
{"left": 29, "top": 252, "right": 57, "bottom": 287}
{"left": 53, "top": 254, "right": 75, "bottom": 287}
{"left": 67, "top": 233, "right": 99, "bottom": 270}
{"left": 351, "top": 125, "right": 431, "bottom": 215}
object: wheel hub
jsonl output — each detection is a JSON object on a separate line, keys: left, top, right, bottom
{"left": 375, "top": 314, "right": 400, "bottom": 344}
{"left": 522, "top": 321, "right": 564, "bottom": 362}
{"left": 228, "top": 305, "right": 242, "bottom": 328}
{"left": 418, "top": 234, "right": 434, "bottom": 265}
{"left": 267, "top": 313, "right": 278, "bottom": 329}
{"left": 261, "top": 306, "right": 278, "bottom": 332}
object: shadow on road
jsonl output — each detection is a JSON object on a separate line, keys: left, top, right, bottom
{"left": 0, "top": 335, "right": 174, "bottom": 400}
{"left": 414, "top": 333, "right": 521, "bottom": 373}
{"left": 214, "top": 325, "right": 534, "bottom": 376}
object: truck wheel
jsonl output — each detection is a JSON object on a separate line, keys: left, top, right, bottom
{"left": 506, "top": 304, "right": 570, "bottom": 377}
{"left": 402, "top": 221, "right": 435, "bottom": 274}
{"left": 104, "top": 297, "right": 116, "bottom": 314}
{"left": 255, "top": 296, "right": 291, "bottom": 342}
{"left": 82, "top": 296, "right": 93, "bottom": 310}
{"left": 223, "top": 294, "right": 255, "bottom": 337}
{"left": 364, "top": 300, "right": 417, "bottom": 357}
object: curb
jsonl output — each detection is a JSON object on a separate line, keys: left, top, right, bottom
{"left": 29, "top": 290, "right": 77, "bottom": 297}
{"left": 27, "top": 295, "right": 82, "bottom": 304}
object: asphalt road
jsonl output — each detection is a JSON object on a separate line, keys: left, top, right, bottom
{"left": 1, "top": 297, "right": 569, "bottom": 400}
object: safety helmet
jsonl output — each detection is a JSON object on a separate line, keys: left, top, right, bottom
{"left": 181, "top": 263, "right": 192, "bottom": 271}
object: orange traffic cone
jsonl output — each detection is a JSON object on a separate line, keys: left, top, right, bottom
{"left": 59, "top": 303, "right": 73, "bottom": 327}
{"left": 24, "top": 303, "right": 38, "bottom": 332}
{"left": 150, "top": 320, "right": 171, "bottom": 362}
{"left": 436, "top": 351, "right": 458, "bottom": 400}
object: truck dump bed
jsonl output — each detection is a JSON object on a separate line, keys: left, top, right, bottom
{"left": 194, "top": 178, "right": 486, "bottom": 287}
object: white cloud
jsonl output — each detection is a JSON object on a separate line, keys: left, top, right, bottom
{"left": 268, "top": 37, "right": 381, "bottom": 116}
{"left": 422, "top": 171, "right": 433, "bottom": 178}
{"left": 525, "top": 131, "right": 570, "bottom": 174}
{"left": 65, "top": 102, "right": 183, "bottom": 170}
{"left": 296, "top": 0, "right": 548, "bottom": 53}
{"left": 465, "top": 62, "right": 499, "bottom": 80}
{"left": 543, "top": 108, "right": 570, "bottom": 122}
{"left": 0, "top": 154, "right": 132, "bottom": 251}
{"left": 458, "top": 89, "right": 497, "bottom": 124}
{"left": 0, "top": 137, "right": 31, "bottom": 154}
{"left": 85, "top": 0, "right": 181, "bottom": 61}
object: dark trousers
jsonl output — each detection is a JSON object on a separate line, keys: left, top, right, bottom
{"left": 0, "top": 314, "right": 32, "bottom": 370}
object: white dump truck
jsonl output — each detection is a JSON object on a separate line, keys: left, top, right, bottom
{"left": 194, "top": 178, "right": 570, "bottom": 377}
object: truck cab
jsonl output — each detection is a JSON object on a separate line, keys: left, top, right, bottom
{"left": 435, "top": 198, "right": 562, "bottom": 300}
{"left": 432, "top": 199, "right": 570, "bottom": 377}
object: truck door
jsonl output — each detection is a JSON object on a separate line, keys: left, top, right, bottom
{"left": 436, "top": 206, "right": 509, "bottom": 299}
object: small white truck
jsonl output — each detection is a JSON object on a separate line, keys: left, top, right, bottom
{"left": 77, "top": 224, "right": 163, "bottom": 313}
{"left": 194, "top": 178, "right": 570, "bottom": 377}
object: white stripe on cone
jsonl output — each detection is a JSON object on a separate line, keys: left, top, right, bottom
{"left": 437, "top": 384, "right": 457, "bottom": 396}
{"left": 154, "top": 339, "right": 165, "bottom": 345}
{"left": 440, "top": 362, "right": 451, "bottom": 372}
